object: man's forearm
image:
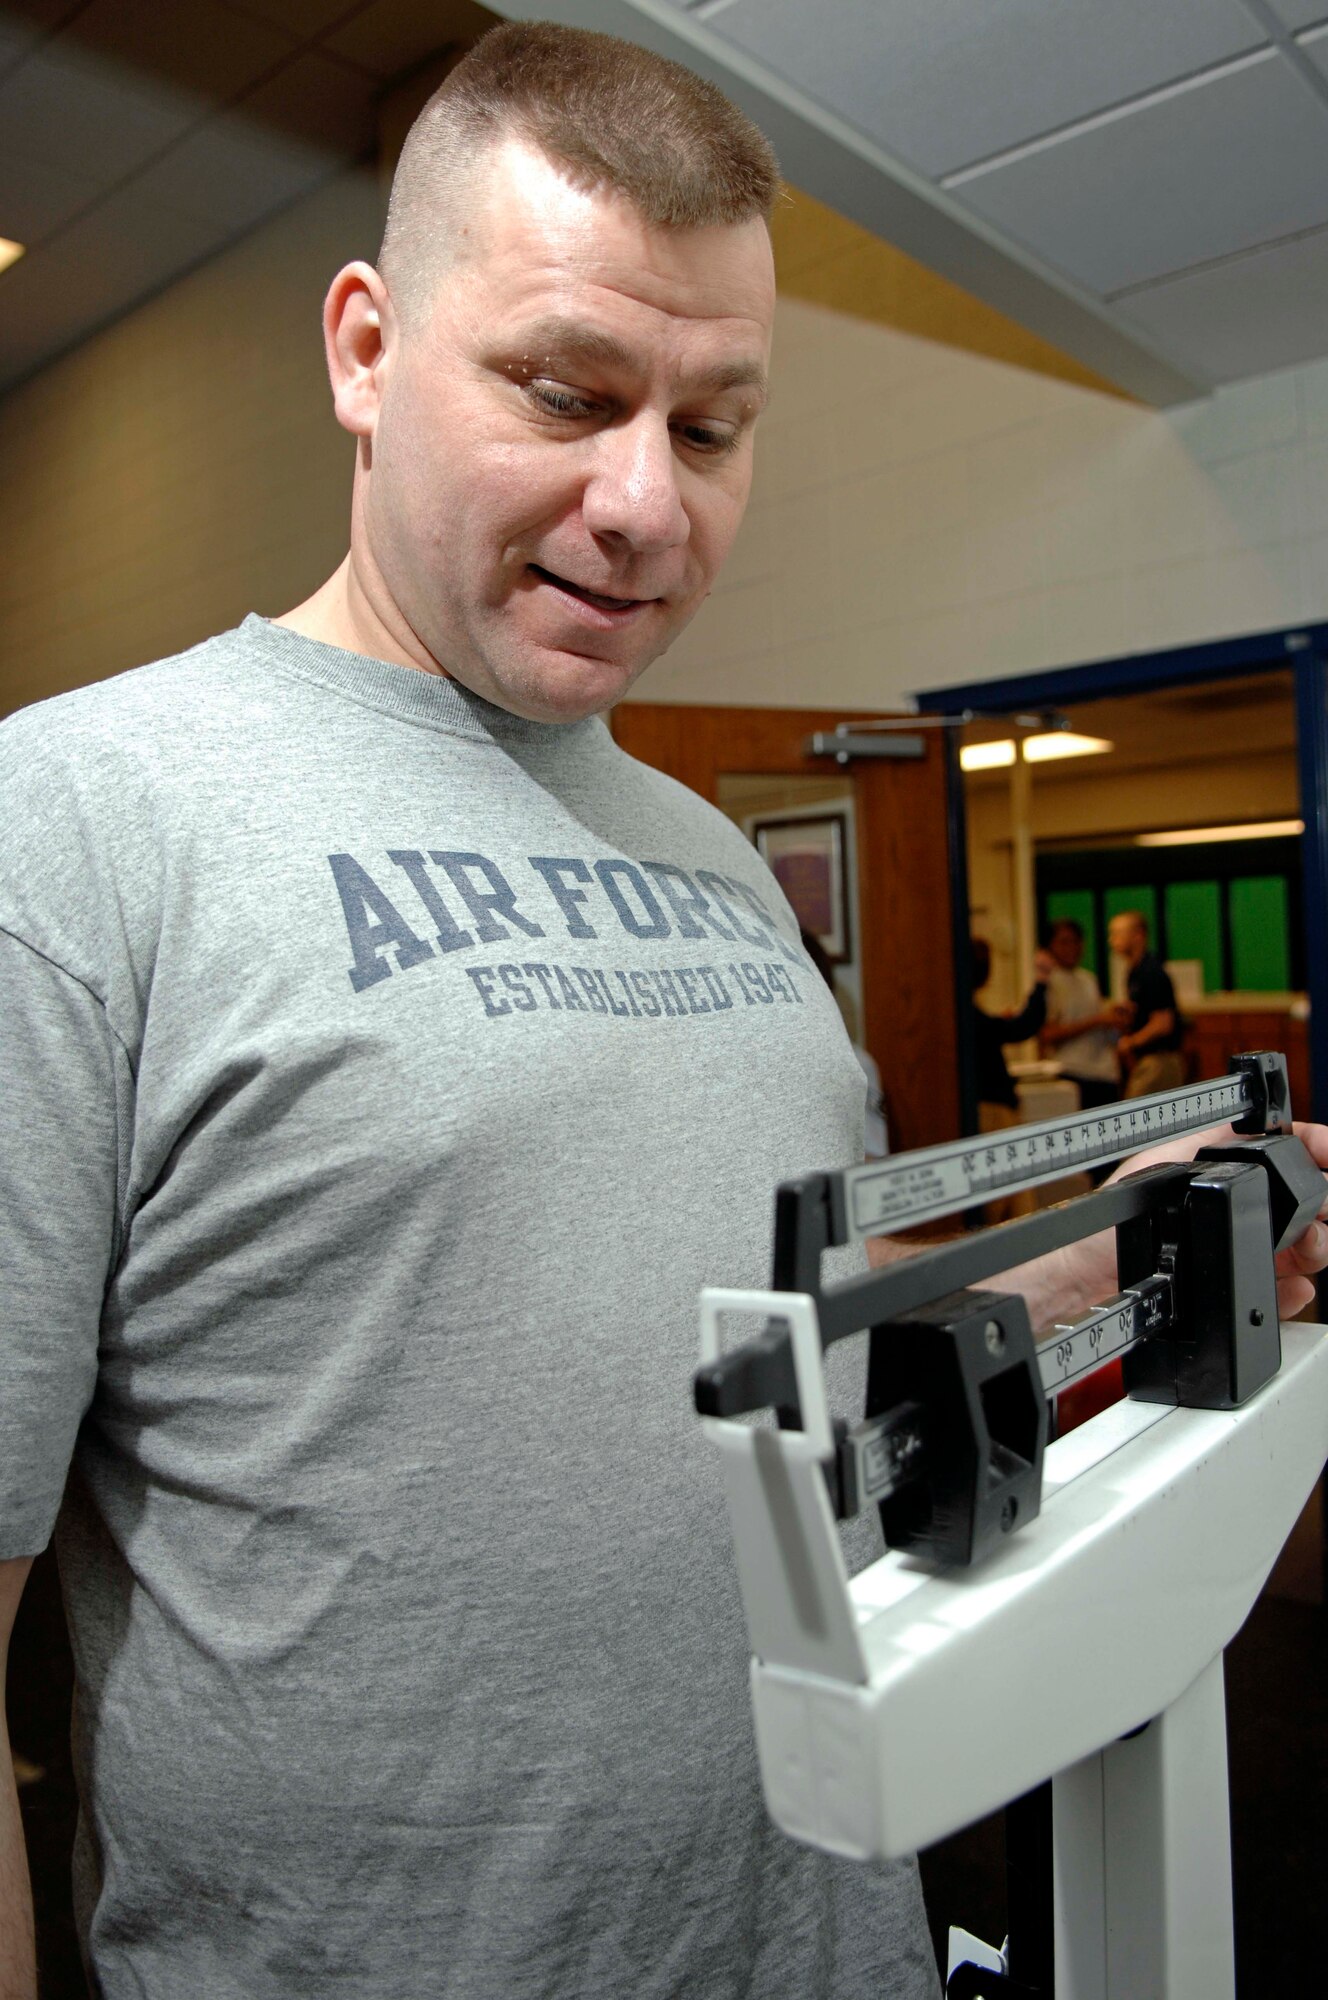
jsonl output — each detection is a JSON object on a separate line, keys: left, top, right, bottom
{"left": 1124, "top": 1008, "right": 1175, "bottom": 1057}
{"left": 0, "top": 1713, "right": 36, "bottom": 2000}
{"left": 867, "top": 1224, "right": 1119, "bottom": 1335}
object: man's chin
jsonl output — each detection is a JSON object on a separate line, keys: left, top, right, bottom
{"left": 428, "top": 610, "right": 671, "bottom": 722}
{"left": 499, "top": 637, "right": 660, "bottom": 723}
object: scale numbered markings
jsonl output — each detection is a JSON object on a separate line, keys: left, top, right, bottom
{"left": 1039, "top": 1300, "right": 1139, "bottom": 1396}
{"left": 846, "top": 1075, "right": 1249, "bottom": 1238}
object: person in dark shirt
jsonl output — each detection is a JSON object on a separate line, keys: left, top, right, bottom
{"left": 971, "top": 936, "right": 1053, "bottom": 1221}
{"left": 1107, "top": 909, "right": 1185, "bottom": 1097}
{"left": 971, "top": 936, "right": 1052, "bottom": 1110}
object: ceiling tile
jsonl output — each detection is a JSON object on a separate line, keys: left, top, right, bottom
{"left": 0, "top": 41, "right": 198, "bottom": 181}
{"left": 220, "top": 0, "right": 365, "bottom": 36}
{"left": 954, "top": 52, "right": 1328, "bottom": 296}
{"left": 0, "top": 0, "right": 76, "bottom": 34}
{"left": 0, "top": 179, "right": 236, "bottom": 392}
{"left": 69, "top": 0, "right": 297, "bottom": 103}
{"left": 129, "top": 113, "right": 346, "bottom": 234}
{"left": 0, "top": 16, "right": 43, "bottom": 76}
{"left": 1296, "top": 21, "right": 1328, "bottom": 73}
{"left": 701, "top": 0, "right": 1265, "bottom": 178}
{"left": 1113, "top": 224, "right": 1328, "bottom": 382}
{"left": 1266, "top": 2, "right": 1328, "bottom": 27}
{"left": 323, "top": 0, "right": 496, "bottom": 79}
{"left": 239, "top": 48, "right": 375, "bottom": 154}
{"left": 0, "top": 144, "right": 104, "bottom": 243}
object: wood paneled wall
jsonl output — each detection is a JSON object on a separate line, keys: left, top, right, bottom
{"left": 611, "top": 701, "right": 961, "bottom": 1152}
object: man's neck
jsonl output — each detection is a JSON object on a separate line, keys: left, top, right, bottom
{"left": 277, "top": 556, "right": 448, "bottom": 679}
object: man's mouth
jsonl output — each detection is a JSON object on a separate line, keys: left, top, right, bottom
{"left": 528, "top": 564, "right": 649, "bottom": 613}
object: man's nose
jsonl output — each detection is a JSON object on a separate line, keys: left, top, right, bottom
{"left": 582, "top": 416, "right": 689, "bottom": 554}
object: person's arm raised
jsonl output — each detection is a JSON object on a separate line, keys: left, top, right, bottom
{"left": 0, "top": 1557, "right": 35, "bottom": 2000}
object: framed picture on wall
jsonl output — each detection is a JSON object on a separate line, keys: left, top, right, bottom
{"left": 753, "top": 812, "right": 851, "bottom": 962}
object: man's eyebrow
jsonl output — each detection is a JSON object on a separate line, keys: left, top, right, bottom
{"left": 499, "top": 315, "right": 768, "bottom": 404}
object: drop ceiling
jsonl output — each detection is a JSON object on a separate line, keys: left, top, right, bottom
{"left": 0, "top": 0, "right": 493, "bottom": 397}
{"left": 503, "top": 0, "right": 1328, "bottom": 400}
{"left": 6, "top": 0, "right": 1328, "bottom": 403}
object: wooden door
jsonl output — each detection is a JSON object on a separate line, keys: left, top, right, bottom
{"left": 610, "top": 702, "right": 961, "bottom": 1152}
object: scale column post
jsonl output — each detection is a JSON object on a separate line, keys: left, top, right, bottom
{"left": 1052, "top": 1652, "right": 1234, "bottom": 2000}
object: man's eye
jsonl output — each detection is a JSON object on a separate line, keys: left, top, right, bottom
{"left": 675, "top": 422, "right": 740, "bottom": 457}
{"left": 526, "top": 381, "right": 597, "bottom": 419}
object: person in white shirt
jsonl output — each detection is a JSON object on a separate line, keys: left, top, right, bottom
{"left": 1038, "top": 917, "right": 1121, "bottom": 1112}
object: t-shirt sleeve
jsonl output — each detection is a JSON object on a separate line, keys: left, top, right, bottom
{"left": 1, "top": 928, "right": 126, "bottom": 1557}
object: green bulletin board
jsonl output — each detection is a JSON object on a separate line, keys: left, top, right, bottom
{"left": 1036, "top": 837, "right": 1301, "bottom": 997}
{"left": 1230, "top": 877, "right": 1291, "bottom": 990}
{"left": 1104, "top": 884, "right": 1159, "bottom": 940}
{"left": 1164, "top": 880, "right": 1223, "bottom": 994}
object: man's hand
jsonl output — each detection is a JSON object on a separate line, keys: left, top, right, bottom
{"left": 992, "top": 1119, "right": 1328, "bottom": 1331}
{"left": 1127, "top": 1118, "right": 1328, "bottom": 1315}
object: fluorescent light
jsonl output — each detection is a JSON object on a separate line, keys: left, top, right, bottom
{"left": 1137, "top": 819, "right": 1304, "bottom": 847}
{"left": 960, "top": 740, "right": 1015, "bottom": 771}
{"left": 960, "top": 733, "right": 1113, "bottom": 771}
{"left": 1022, "top": 732, "right": 1113, "bottom": 762}
{"left": 0, "top": 238, "right": 23, "bottom": 277}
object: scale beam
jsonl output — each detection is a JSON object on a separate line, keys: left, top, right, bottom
{"left": 839, "top": 1051, "right": 1288, "bottom": 1239}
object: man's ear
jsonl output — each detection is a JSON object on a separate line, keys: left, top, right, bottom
{"left": 323, "top": 261, "right": 393, "bottom": 437}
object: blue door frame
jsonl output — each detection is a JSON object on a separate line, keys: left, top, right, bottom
{"left": 916, "top": 621, "right": 1328, "bottom": 1125}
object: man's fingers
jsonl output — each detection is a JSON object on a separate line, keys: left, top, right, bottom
{"left": 1276, "top": 1274, "right": 1317, "bottom": 1318}
{"left": 1277, "top": 1220, "right": 1328, "bottom": 1277}
{"left": 1290, "top": 1118, "right": 1328, "bottom": 1171}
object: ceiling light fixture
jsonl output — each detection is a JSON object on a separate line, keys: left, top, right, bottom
{"left": 959, "top": 732, "right": 1113, "bottom": 771}
{"left": 959, "top": 740, "right": 1016, "bottom": 771}
{"left": 1137, "top": 819, "right": 1304, "bottom": 847}
{"left": 1022, "top": 732, "right": 1114, "bottom": 762}
{"left": 0, "top": 237, "right": 24, "bottom": 277}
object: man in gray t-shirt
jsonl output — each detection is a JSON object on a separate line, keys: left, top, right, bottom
{"left": 4, "top": 23, "right": 1328, "bottom": 2000}
{"left": 1, "top": 27, "right": 938, "bottom": 1999}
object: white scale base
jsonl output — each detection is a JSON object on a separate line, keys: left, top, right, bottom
{"left": 699, "top": 1300, "right": 1328, "bottom": 2000}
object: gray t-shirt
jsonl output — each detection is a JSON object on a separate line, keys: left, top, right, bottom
{"left": 0, "top": 617, "right": 937, "bottom": 1999}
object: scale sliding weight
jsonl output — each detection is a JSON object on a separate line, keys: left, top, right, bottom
{"left": 694, "top": 1052, "right": 1328, "bottom": 2000}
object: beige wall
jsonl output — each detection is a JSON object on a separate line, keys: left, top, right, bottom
{"left": 4, "top": 166, "right": 1328, "bottom": 724}
{"left": 0, "top": 166, "right": 383, "bottom": 721}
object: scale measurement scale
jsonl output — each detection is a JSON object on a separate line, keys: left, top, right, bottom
{"left": 841, "top": 1277, "right": 1175, "bottom": 1511}
{"left": 1037, "top": 1275, "right": 1171, "bottom": 1394}
{"left": 842, "top": 1072, "right": 1252, "bottom": 1239}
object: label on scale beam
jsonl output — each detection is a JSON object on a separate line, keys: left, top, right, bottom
{"left": 846, "top": 1074, "right": 1249, "bottom": 1238}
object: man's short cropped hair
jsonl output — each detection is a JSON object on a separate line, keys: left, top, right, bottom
{"left": 379, "top": 21, "right": 781, "bottom": 321}
{"left": 1047, "top": 917, "right": 1083, "bottom": 944}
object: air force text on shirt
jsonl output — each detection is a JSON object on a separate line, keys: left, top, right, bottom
{"left": 328, "top": 849, "right": 810, "bottom": 1021}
